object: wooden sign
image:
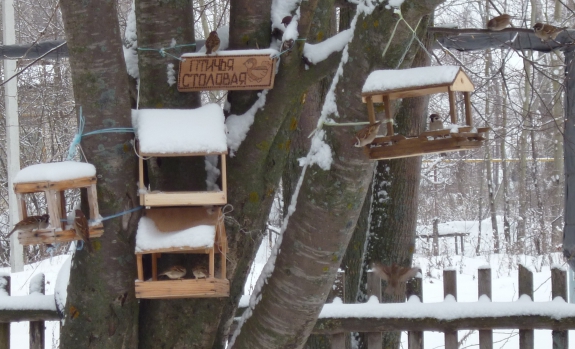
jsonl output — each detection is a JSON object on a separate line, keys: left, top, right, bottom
{"left": 178, "top": 53, "right": 277, "bottom": 92}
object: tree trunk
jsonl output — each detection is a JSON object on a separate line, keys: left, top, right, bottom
{"left": 58, "top": 1, "right": 139, "bottom": 348}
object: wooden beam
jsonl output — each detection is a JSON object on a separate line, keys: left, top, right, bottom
{"left": 135, "top": 278, "right": 229, "bottom": 299}
{"left": 142, "top": 191, "right": 227, "bottom": 206}
{"left": 137, "top": 254, "right": 144, "bottom": 281}
{"left": 0, "top": 275, "right": 9, "bottom": 349}
{"left": 366, "top": 271, "right": 382, "bottom": 349}
{"left": 448, "top": 90, "right": 457, "bottom": 124}
{"left": 220, "top": 153, "right": 227, "bottom": 200}
{"left": 519, "top": 264, "right": 534, "bottom": 349}
{"left": 383, "top": 95, "right": 394, "bottom": 136}
{"left": 14, "top": 176, "right": 96, "bottom": 194}
{"left": 552, "top": 267, "right": 568, "bottom": 349}
{"left": 152, "top": 253, "right": 158, "bottom": 281}
{"left": 407, "top": 273, "right": 423, "bottom": 349}
{"left": 29, "top": 274, "right": 45, "bottom": 349}
{"left": 368, "top": 137, "right": 483, "bottom": 160}
{"left": 366, "top": 96, "right": 376, "bottom": 124}
{"left": 87, "top": 183, "right": 100, "bottom": 221}
{"left": 17, "top": 224, "right": 104, "bottom": 246}
{"left": 478, "top": 267, "right": 492, "bottom": 349}
{"left": 444, "top": 270, "right": 457, "bottom": 349}
{"left": 463, "top": 91, "right": 473, "bottom": 126}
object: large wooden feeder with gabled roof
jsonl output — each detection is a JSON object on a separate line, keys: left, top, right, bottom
{"left": 134, "top": 206, "right": 229, "bottom": 299}
{"left": 12, "top": 161, "right": 103, "bottom": 245}
{"left": 135, "top": 103, "right": 227, "bottom": 207}
{"left": 361, "top": 66, "right": 489, "bottom": 160}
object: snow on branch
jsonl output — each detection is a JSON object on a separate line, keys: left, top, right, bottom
{"left": 302, "top": 29, "right": 353, "bottom": 65}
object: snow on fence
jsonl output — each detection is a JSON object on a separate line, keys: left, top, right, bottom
{"left": 0, "top": 273, "right": 59, "bottom": 349}
{"left": 312, "top": 265, "right": 574, "bottom": 349}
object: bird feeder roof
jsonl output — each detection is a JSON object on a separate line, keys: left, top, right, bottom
{"left": 135, "top": 216, "right": 216, "bottom": 253}
{"left": 134, "top": 103, "right": 227, "bottom": 156}
{"left": 361, "top": 66, "right": 474, "bottom": 102}
{"left": 13, "top": 161, "right": 96, "bottom": 184}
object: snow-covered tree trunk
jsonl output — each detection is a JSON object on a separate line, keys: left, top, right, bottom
{"left": 58, "top": 1, "right": 139, "bottom": 348}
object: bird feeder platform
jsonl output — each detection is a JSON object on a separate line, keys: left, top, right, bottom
{"left": 12, "top": 162, "right": 103, "bottom": 245}
{"left": 361, "top": 66, "right": 488, "bottom": 160}
{"left": 134, "top": 206, "right": 228, "bottom": 299}
{"left": 135, "top": 105, "right": 228, "bottom": 207}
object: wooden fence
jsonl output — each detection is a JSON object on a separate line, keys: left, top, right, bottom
{"left": 0, "top": 274, "right": 59, "bottom": 349}
{"left": 312, "top": 265, "right": 574, "bottom": 349}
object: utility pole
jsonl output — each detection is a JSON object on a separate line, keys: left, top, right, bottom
{"left": 3, "top": 0, "right": 23, "bottom": 272}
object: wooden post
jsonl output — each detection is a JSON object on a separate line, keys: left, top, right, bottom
{"left": 45, "top": 190, "right": 60, "bottom": 233}
{"left": 87, "top": 183, "right": 100, "bottom": 221}
{"left": 407, "top": 271, "right": 423, "bottom": 349}
{"left": 551, "top": 266, "right": 568, "bottom": 349}
{"left": 220, "top": 153, "right": 227, "bottom": 199}
{"left": 366, "top": 271, "right": 382, "bottom": 349}
{"left": 58, "top": 191, "right": 66, "bottom": 230}
{"left": 29, "top": 274, "right": 45, "bottom": 349}
{"left": 366, "top": 96, "right": 376, "bottom": 125}
{"left": 383, "top": 95, "right": 394, "bottom": 137}
{"left": 443, "top": 269, "right": 457, "bottom": 349}
{"left": 460, "top": 236, "right": 464, "bottom": 254}
{"left": 448, "top": 90, "right": 457, "bottom": 124}
{"left": 138, "top": 147, "right": 145, "bottom": 206}
{"left": 0, "top": 275, "right": 10, "bottom": 349}
{"left": 151, "top": 253, "right": 158, "bottom": 281}
{"left": 209, "top": 248, "right": 215, "bottom": 278}
{"left": 454, "top": 236, "right": 458, "bottom": 255}
{"left": 137, "top": 254, "right": 144, "bottom": 281}
{"left": 478, "top": 267, "right": 492, "bottom": 349}
{"left": 518, "top": 264, "right": 534, "bottom": 349}
{"left": 463, "top": 92, "right": 473, "bottom": 127}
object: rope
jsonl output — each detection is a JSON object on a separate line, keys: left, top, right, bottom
{"left": 137, "top": 43, "right": 197, "bottom": 61}
{"left": 60, "top": 206, "right": 144, "bottom": 224}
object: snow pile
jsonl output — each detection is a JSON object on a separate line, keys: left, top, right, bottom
{"left": 135, "top": 104, "right": 227, "bottom": 154}
{"left": 135, "top": 216, "right": 216, "bottom": 252}
{"left": 226, "top": 90, "right": 268, "bottom": 155}
{"left": 123, "top": 1, "right": 139, "bottom": 79}
{"left": 303, "top": 29, "right": 353, "bottom": 65}
{"left": 14, "top": 161, "right": 96, "bottom": 183}
{"left": 362, "top": 66, "right": 462, "bottom": 94}
{"left": 205, "top": 155, "right": 221, "bottom": 191}
{"left": 167, "top": 63, "right": 176, "bottom": 86}
{"left": 55, "top": 256, "right": 72, "bottom": 317}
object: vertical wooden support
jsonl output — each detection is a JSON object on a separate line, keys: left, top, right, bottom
{"left": 478, "top": 267, "right": 493, "bottom": 349}
{"left": 454, "top": 237, "right": 458, "bottom": 255}
{"left": 138, "top": 149, "right": 145, "bottom": 206}
{"left": 219, "top": 218, "right": 227, "bottom": 279}
{"left": 463, "top": 91, "right": 473, "bottom": 127}
{"left": 366, "top": 96, "right": 376, "bottom": 124}
{"left": 518, "top": 264, "right": 534, "bottom": 349}
{"left": 383, "top": 95, "right": 394, "bottom": 137}
{"left": 16, "top": 193, "right": 27, "bottom": 220}
{"left": 460, "top": 236, "right": 464, "bottom": 254}
{"left": 45, "top": 190, "right": 60, "bottom": 232}
{"left": 366, "top": 271, "right": 382, "bottom": 349}
{"left": 0, "top": 275, "right": 10, "bottom": 349}
{"left": 443, "top": 269, "right": 457, "bottom": 349}
{"left": 151, "top": 253, "right": 158, "bottom": 281}
{"left": 330, "top": 334, "right": 346, "bottom": 349}
{"left": 551, "top": 266, "right": 568, "bottom": 349}
{"left": 220, "top": 153, "right": 227, "bottom": 199}
{"left": 407, "top": 271, "right": 423, "bottom": 349}
{"left": 448, "top": 90, "right": 457, "bottom": 124}
{"left": 87, "top": 183, "right": 100, "bottom": 221}
{"left": 29, "top": 274, "right": 45, "bottom": 349}
{"left": 137, "top": 254, "right": 144, "bottom": 281}
{"left": 209, "top": 248, "right": 215, "bottom": 278}
{"left": 58, "top": 191, "right": 66, "bottom": 230}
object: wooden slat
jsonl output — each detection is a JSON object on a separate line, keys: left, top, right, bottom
{"left": 219, "top": 219, "right": 227, "bottom": 279}
{"left": 368, "top": 137, "right": 483, "bottom": 160}
{"left": 444, "top": 269, "right": 457, "bottom": 349}
{"left": 17, "top": 193, "right": 27, "bottom": 220}
{"left": 17, "top": 224, "right": 104, "bottom": 246}
{"left": 220, "top": 153, "right": 227, "bottom": 201}
{"left": 366, "top": 96, "right": 376, "bottom": 124}
{"left": 57, "top": 191, "right": 66, "bottom": 230}
{"left": 139, "top": 155, "right": 145, "bottom": 206}
{"left": 87, "top": 183, "right": 100, "bottom": 221}
{"left": 45, "top": 190, "right": 61, "bottom": 235}
{"left": 448, "top": 90, "right": 457, "bottom": 124}
{"left": 209, "top": 248, "right": 215, "bottom": 278}
{"left": 370, "top": 134, "right": 408, "bottom": 145}
{"left": 135, "top": 278, "right": 229, "bottom": 299}
{"left": 362, "top": 85, "right": 450, "bottom": 102}
{"left": 383, "top": 95, "right": 394, "bottom": 136}
{"left": 144, "top": 206, "right": 220, "bottom": 232}
{"left": 519, "top": 264, "right": 534, "bottom": 349}
{"left": 552, "top": 267, "right": 568, "bottom": 349}
{"left": 142, "top": 191, "right": 227, "bottom": 206}
{"left": 136, "top": 246, "right": 213, "bottom": 255}
{"left": 407, "top": 272, "right": 423, "bottom": 349}
{"left": 478, "top": 267, "right": 493, "bottom": 349}
{"left": 137, "top": 254, "right": 144, "bottom": 281}
{"left": 29, "top": 274, "right": 45, "bottom": 349}
{"left": 463, "top": 91, "right": 473, "bottom": 126}
{"left": 152, "top": 253, "right": 158, "bottom": 281}
{"left": 14, "top": 176, "right": 96, "bottom": 193}
{"left": 139, "top": 150, "right": 227, "bottom": 157}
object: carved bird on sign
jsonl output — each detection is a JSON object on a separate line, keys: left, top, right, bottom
{"left": 158, "top": 265, "right": 187, "bottom": 280}
{"left": 205, "top": 31, "right": 220, "bottom": 55}
{"left": 533, "top": 22, "right": 568, "bottom": 42}
{"left": 74, "top": 210, "right": 92, "bottom": 253}
{"left": 487, "top": 14, "right": 511, "bottom": 31}
{"left": 353, "top": 121, "right": 383, "bottom": 147}
{"left": 372, "top": 263, "right": 419, "bottom": 297}
{"left": 244, "top": 58, "right": 271, "bottom": 82}
{"left": 428, "top": 113, "right": 444, "bottom": 131}
{"left": 6, "top": 214, "right": 50, "bottom": 237}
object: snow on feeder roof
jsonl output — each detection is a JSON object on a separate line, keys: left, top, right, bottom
{"left": 135, "top": 216, "right": 216, "bottom": 253}
{"left": 361, "top": 66, "right": 474, "bottom": 102}
{"left": 14, "top": 161, "right": 96, "bottom": 184}
{"left": 134, "top": 103, "right": 227, "bottom": 155}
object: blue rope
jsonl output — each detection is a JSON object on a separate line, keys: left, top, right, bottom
{"left": 60, "top": 206, "right": 144, "bottom": 223}
{"left": 137, "top": 43, "right": 197, "bottom": 61}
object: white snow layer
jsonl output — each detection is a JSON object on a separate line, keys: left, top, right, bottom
{"left": 14, "top": 161, "right": 96, "bottom": 183}
{"left": 135, "top": 104, "right": 227, "bottom": 154}
{"left": 135, "top": 216, "right": 216, "bottom": 252}
{"left": 123, "top": 1, "right": 139, "bottom": 79}
{"left": 362, "top": 66, "right": 462, "bottom": 94}
{"left": 55, "top": 256, "right": 71, "bottom": 316}
{"left": 303, "top": 29, "right": 353, "bottom": 65}
{"left": 226, "top": 90, "right": 268, "bottom": 155}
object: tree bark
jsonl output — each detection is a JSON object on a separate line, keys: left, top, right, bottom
{"left": 58, "top": 1, "right": 139, "bottom": 348}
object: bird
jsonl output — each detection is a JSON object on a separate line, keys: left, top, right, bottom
{"left": 533, "top": 22, "right": 568, "bottom": 42}
{"left": 6, "top": 214, "right": 50, "bottom": 238}
{"left": 74, "top": 210, "right": 92, "bottom": 253}
{"left": 205, "top": 31, "right": 220, "bottom": 55}
{"left": 353, "top": 120, "right": 383, "bottom": 147}
{"left": 428, "top": 113, "right": 444, "bottom": 131}
{"left": 372, "top": 263, "right": 420, "bottom": 297}
{"left": 158, "top": 265, "right": 187, "bottom": 280}
{"left": 244, "top": 58, "right": 271, "bottom": 82}
{"left": 487, "top": 14, "right": 511, "bottom": 31}
{"left": 192, "top": 265, "right": 209, "bottom": 279}
{"left": 281, "top": 16, "right": 292, "bottom": 27}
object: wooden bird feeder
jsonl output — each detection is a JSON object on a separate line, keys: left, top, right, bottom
{"left": 135, "top": 104, "right": 228, "bottom": 207}
{"left": 134, "top": 206, "right": 229, "bottom": 299}
{"left": 12, "top": 161, "right": 103, "bottom": 245}
{"left": 361, "top": 66, "right": 489, "bottom": 160}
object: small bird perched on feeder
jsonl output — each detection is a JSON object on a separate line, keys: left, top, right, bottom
{"left": 372, "top": 263, "right": 420, "bottom": 297}
{"left": 205, "top": 31, "right": 220, "bottom": 54}
{"left": 428, "top": 114, "right": 444, "bottom": 131}
{"left": 159, "top": 265, "right": 187, "bottom": 280}
{"left": 192, "top": 265, "right": 209, "bottom": 279}
{"left": 487, "top": 14, "right": 511, "bottom": 31}
{"left": 74, "top": 210, "right": 92, "bottom": 252}
{"left": 533, "top": 22, "right": 568, "bottom": 42}
{"left": 353, "top": 120, "right": 383, "bottom": 147}
{"left": 6, "top": 214, "right": 50, "bottom": 238}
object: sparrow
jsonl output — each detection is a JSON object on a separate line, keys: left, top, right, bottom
{"left": 533, "top": 22, "right": 568, "bottom": 41}
{"left": 192, "top": 265, "right": 208, "bottom": 279}
{"left": 372, "top": 263, "right": 419, "bottom": 297}
{"left": 205, "top": 31, "right": 220, "bottom": 55}
{"left": 281, "top": 16, "right": 292, "bottom": 27}
{"left": 487, "top": 14, "right": 511, "bottom": 31}
{"left": 6, "top": 214, "right": 50, "bottom": 237}
{"left": 428, "top": 113, "right": 444, "bottom": 131}
{"left": 353, "top": 121, "right": 382, "bottom": 147}
{"left": 158, "top": 265, "right": 187, "bottom": 280}
{"left": 74, "top": 210, "right": 92, "bottom": 253}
